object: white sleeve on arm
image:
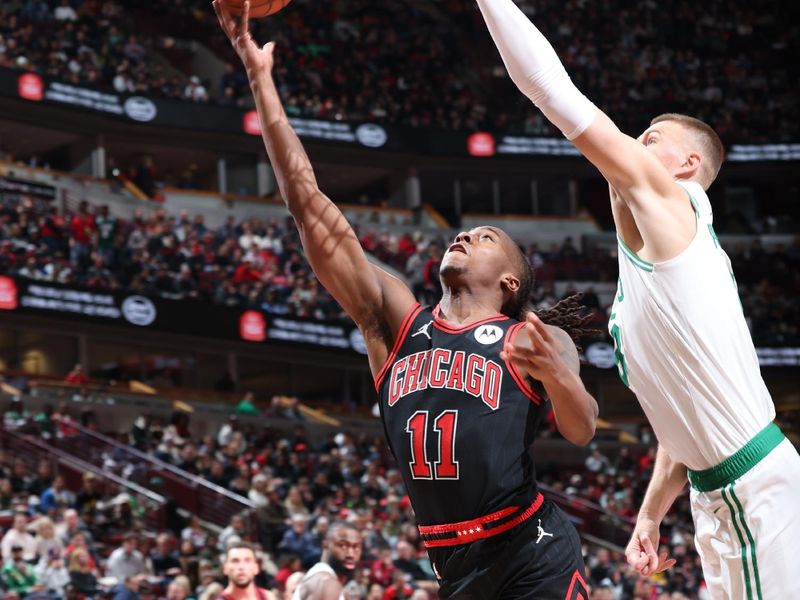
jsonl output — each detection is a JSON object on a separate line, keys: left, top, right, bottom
{"left": 475, "top": 0, "right": 597, "bottom": 140}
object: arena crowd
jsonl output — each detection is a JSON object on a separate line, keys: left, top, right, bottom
{"left": 0, "top": 397, "right": 727, "bottom": 599}
{"left": 1, "top": 0, "right": 796, "bottom": 142}
{"left": 1, "top": 195, "right": 798, "bottom": 345}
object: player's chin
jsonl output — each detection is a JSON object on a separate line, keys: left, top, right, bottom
{"left": 439, "top": 260, "right": 466, "bottom": 278}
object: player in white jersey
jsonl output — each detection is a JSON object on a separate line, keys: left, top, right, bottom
{"left": 475, "top": 0, "right": 800, "bottom": 597}
{"left": 292, "top": 523, "right": 361, "bottom": 600}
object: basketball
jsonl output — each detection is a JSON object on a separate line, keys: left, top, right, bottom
{"left": 222, "top": 0, "right": 292, "bottom": 18}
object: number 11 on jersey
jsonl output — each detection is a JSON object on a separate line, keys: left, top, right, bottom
{"left": 406, "top": 410, "right": 460, "bottom": 480}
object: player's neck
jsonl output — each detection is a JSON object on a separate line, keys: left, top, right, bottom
{"left": 316, "top": 556, "right": 341, "bottom": 583}
{"left": 223, "top": 583, "right": 259, "bottom": 600}
{"left": 438, "top": 289, "right": 503, "bottom": 326}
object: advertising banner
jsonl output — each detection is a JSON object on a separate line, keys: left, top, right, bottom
{"left": 4, "top": 68, "right": 792, "bottom": 161}
{"left": 0, "top": 175, "right": 57, "bottom": 202}
{"left": 0, "top": 276, "right": 794, "bottom": 367}
{"left": 0, "top": 276, "right": 368, "bottom": 355}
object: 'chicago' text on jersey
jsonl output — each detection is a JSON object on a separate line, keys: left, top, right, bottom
{"left": 388, "top": 348, "right": 503, "bottom": 410}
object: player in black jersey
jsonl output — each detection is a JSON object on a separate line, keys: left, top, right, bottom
{"left": 215, "top": 3, "right": 598, "bottom": 598}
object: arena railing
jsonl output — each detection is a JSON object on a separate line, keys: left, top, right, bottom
{"left": 0, "top": 425, "right": 166, "bottom": 531}
{"left": 45, "top": 416, "right": 259, "bottom": 534}
{"left": 538, "top": 482, "right": 635, "bottom": 549}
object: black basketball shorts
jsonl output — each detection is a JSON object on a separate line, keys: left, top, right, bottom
{"left": 427, "top": 500, "right": 589, "bottom": 599}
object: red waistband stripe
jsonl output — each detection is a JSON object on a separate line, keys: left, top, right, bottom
{"left": 418, "top": 493, "right": 544, "bottom": 548}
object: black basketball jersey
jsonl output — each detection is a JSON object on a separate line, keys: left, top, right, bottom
{"left": 376, "top": 304, "right": 545, "bottom": 526}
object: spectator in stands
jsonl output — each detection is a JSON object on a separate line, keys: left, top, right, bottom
{"left": 181, "top": 515, "right": 207, "bottom": 549}
{"left": 2, "top": 545, "right": 41, "bottom": 596}
{"left": 9, "top": 460, "right": 30, "bottom": 494}
{"left": 0, "top": 477, "right": 16, "bottom": 510}
{"left": 248, "top": 474, "right": 269, "bottom": 510}
{"left": 2, "top": 513, "right": 38, "bottom": 562}
{"left": 55, "top": 509, "right": 93, "bottom": 548}
{"left": 391, "top": 540, "right": 433, "bottom": 583}
{"left": 33, "top": 517, "right": 63, "bottom": 559}
{"left": 150, "top": 533, "right": 181, "bottom": 579}
{"left": 277, "top": 515, "right": 318, "bottom": 567}
{"left": 95, "top": 204, "right": 117, "bottom": 263}
{"left": 217, "top": 416, "right": 239, "bottom": 447}
{"left": 166, "top": 576, "right": 192, "bottom": 600}
{"left": 184, "top": 77, "right": 209, "bottom": 103}
{"left": 53, "top": 0, "right": 77, "bottom": 21}
{"left": 381, "top": 570, "right": 415, "bottom": 600}
{"left": 283, "top": 487, "right": 310, "bottom": 521}
{"left": 26, "top": 460, "right": 54, "bottom": 497}
{"left": 176, "top": 543, "right": 199, "bottom": 590}
{"left": 235, "top": 392, "right": 260, "bottom": 416}
{"left": 590, "top": 584, "right": 614, "bottom": 600}
{"left": 107, "top": 533, "right": 149, "bottom": 582}
{"left": 35, "top": 547, "right": 71, "bottom": 597}
{"left": 64, "top": 364, "right": 89, "bottom": 385}
{"left": 68, "top": 202, "right": 96, "bottom": 268}
{"left": 112, "top": 574, "right": 147, "bottom": 600}
{"left": 585, "top": 447, "right": 612, "bottom": 474}
{"left": 219, "top": 514, "right": 247, "bottom": 550}
{"left": 75, "top": 472, "right": 103, "bottom": 516}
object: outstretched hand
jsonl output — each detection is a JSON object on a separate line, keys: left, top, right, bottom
{"left": 212, "top": 0, "right": 274, "bottom": 74}
{"left": 625, "top": 517, "right": 677, "bottom": 577}
{"left": 500, "top": 312, "right": 568, "bottom": 384}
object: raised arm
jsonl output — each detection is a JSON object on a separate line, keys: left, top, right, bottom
{"left": 475, "top": 0, "right": 695, "bottom": 262}
{"left": 213, "top": 1, "right": 415, "bottom": 373}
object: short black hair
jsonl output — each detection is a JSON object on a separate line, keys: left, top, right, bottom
{"left": 325, "top": 521, "right": 360, "bottom": 541}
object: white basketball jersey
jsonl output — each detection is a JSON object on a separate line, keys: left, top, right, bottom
{"left": 291, "top": 563, "right": 345, "bottom": 600}
{"left": 608, "top": 181, "right": 774, "bottom": 470}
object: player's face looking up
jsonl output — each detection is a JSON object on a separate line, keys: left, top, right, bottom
{"left": 440, "top": 226, "right": 521, "bottom": 299}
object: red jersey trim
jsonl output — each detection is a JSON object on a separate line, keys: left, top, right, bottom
{"left": 503, "top": 322, "right": 542, "bottom": 404}
{"left": 418, "top": 493, "right": 544, "bottom": 548}
{"left": 374, "top": 303, "right": 423, "bottom": 391}
{"left": 431, "top": 304, "right": 509, "bottom": 333}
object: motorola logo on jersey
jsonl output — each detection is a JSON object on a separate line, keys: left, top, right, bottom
{"left": 474, "top": 325, "right": 503, "bottom": 344}
{"left": 387, "top": 348, "right": 503, "bottom": 410}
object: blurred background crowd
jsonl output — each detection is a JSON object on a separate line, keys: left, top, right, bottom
{"left": 0, "top": 0, "right": 797, "bottom": 142}
{"left": 0, "top": 394, "right": 752, "bottom": 600}
{"left": 2, "top": 196, "right": 798, "bottom": 345}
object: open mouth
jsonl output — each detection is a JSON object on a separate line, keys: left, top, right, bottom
{"left": 448, "top": 243, "right": 467, "bottom": 255}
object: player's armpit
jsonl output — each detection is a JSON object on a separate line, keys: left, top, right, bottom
{"left": 574, "top": 113, "right": 696, "bottom": 262}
